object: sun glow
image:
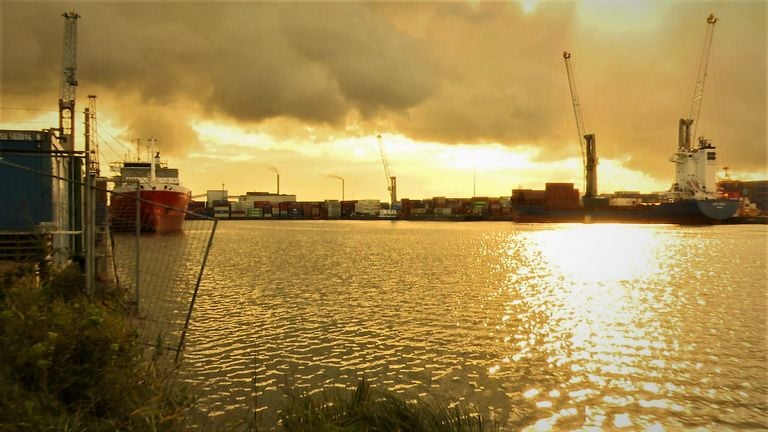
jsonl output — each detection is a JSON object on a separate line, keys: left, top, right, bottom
{"left": 521, "top": 0, "right": 539, "bottom": 15}
{"left": 158, "top": 120, "right": 673, "bottom": 199}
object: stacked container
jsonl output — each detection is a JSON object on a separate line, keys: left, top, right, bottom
{"left": 545, "top": 183, "right": 580, "bottom": 210}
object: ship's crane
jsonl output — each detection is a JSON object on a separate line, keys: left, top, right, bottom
{"left": 679, "top": 14, "right": 718, "bottom": 151}
{"left": 59, "top": 11, "right": 80, "bottom": 152}
{"left": 563, "top": 51, "right": 597, "bottom": 200}
{"left": 376, "top": 134, "right": 397, "bottom": 207}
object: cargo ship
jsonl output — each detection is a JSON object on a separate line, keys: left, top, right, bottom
{"left": 512, "top": 15, "right": 739, "bottom": 225}
{"left": 512, "top": 136, "right": 739, "bottom": 224}
{"left": 109, "top": 142, "right": 190, "bottom": 233}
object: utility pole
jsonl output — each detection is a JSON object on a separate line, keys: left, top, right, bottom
{"left": 87, "top": 95, "right": 100, "bottom": 175}
{"left": 84, "top": 106, "right": 93, "bottom": 294}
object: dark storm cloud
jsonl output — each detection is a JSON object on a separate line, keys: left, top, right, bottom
{"left": 377, "top": 1, "right": 766, "bottom": 177}
{"left": 1, "top": 2, "right": 438, "bottom": 155}
{"left": 0, "top": 1, "right": 765, "bottom": 177}
{"left": 380, "top": 2, "right": 576, "bottom": 146}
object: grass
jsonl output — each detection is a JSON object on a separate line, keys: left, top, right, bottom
{"left": 278, "top": 378, "right": 500, "bottom": 432}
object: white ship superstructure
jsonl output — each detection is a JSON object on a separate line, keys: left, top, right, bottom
{"left": 668, "top": 137, "right": 719, "bottom": 201}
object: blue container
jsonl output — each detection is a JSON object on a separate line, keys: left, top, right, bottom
{"left": 0, "top": 130, "right": 56, "bottom": 231}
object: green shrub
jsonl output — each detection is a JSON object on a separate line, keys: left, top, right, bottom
{"left": 0, "top": 264, "right": 193, "bottom": 431}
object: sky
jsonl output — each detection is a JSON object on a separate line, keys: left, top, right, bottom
{"left": 1, "top": 0, "right": 766, "bottom": 202}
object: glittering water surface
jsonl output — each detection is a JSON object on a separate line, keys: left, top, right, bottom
{"left": 179, "top": 220, "right": 767, "bottom": 430}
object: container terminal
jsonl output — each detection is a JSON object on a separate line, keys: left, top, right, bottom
{"left": 187, "top": 181, "right": 768, "bottom": 224}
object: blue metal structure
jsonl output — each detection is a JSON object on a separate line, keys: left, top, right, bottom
{"left": 0, "top": 130, "right": 60, "bottom": 231}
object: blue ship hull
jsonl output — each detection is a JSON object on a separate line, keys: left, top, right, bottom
{"left": 512, "top": 199, "right": 739, "bottom": 224}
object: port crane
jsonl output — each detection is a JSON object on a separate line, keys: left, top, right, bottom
{"left": 59, "top": 11, "right": 80, "bottom": 152}
{"left": 679, "top": 14, "right": 718, "bottom": 151}
{"left": 563, "top": 51, "right": 597, "bottom": 200}
{"left": 376, "top": 134, "right": 397, "bottom": 207}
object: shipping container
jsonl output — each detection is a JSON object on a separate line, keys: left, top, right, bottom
{"left": 213, "top": 206, "right": 230, "bottom": 219}
{"left": 325, "top": 200, "right": 341, "bottom": 219}
{"left": 341, "top": 200, "right": 358, "bottom": 218}
{"left": 0, "top": 130, "right": 63, "bottom": 231}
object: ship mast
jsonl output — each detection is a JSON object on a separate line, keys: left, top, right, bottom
{"left": 149, "top": 137, "right": 157, "bottom": 184}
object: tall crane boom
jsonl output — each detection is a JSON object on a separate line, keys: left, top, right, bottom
{"left": 680, "top": 14, "right": 717, "bottom": 151}
{"left": 563, "top": 51, "right": 597, "bottom": 199}
{"left": 563, "top": 52, "right": 587, "bottom": 164}
{"left": 59, "top": 11, "right": 80, "bottom": 152}
{"left": 376, "top": 134, "right": 397, "bottom": 207}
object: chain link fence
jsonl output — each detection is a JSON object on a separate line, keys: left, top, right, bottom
{"left": 1, "top": 153, "right": 217, "bottom": 362}
{"left": 106, "top": 191, "right": 217, "bottom": 360}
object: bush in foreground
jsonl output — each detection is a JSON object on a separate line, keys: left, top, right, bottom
{"left": 0, "top": 264, "right": 192, "bottom": 431}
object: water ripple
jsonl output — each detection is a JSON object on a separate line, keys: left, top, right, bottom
{"left": 173, "top": 221, "right": 768, "bottom": 430}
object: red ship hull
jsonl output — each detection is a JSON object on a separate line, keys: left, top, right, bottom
{"left": 110, "top": 189, "right": 190, "bottom": 233}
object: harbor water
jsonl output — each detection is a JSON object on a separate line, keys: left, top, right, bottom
{"left": 174, "top": 220, "right": 766, "bottom": 430}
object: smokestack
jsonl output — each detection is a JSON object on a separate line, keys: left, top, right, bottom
{"left": 268, "top": 166, "right": 280, "bottom": 195}
{"left": 327, "top": 174, "right": 344, "bottom": 201}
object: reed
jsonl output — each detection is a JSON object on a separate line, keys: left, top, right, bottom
{"left": 279, "top": 378, "right": 500, "bottom": 432}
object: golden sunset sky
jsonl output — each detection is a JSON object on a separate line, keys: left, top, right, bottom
{"left": 1, "top": 1, "right": 765, "bottom": 201}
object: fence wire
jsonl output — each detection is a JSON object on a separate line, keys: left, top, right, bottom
{"left": 1, "top": 154, "right": 217, "bottom": 362}
{"left": 106, "top": 191, "right": 217, "bottom": 361}
{"left": 2, "top": 130, "right": 219, "bottom": 375}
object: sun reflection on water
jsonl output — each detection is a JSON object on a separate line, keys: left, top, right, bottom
{"left": 505, "top": 224, "right": 681, "bottom": 430}
{"left": 531, "top": 224, "right": 663, "bottom": 283}
{"left": 182, "top": 221, "right": 767, "bottom": 430}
